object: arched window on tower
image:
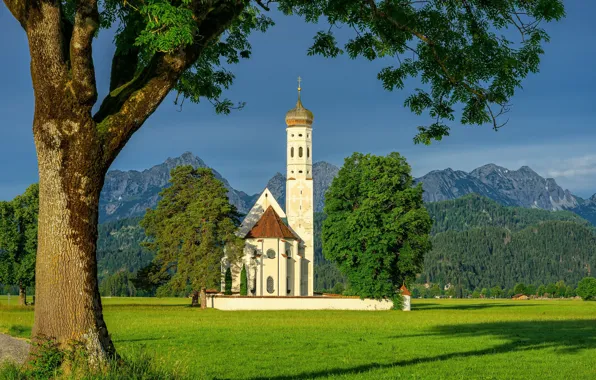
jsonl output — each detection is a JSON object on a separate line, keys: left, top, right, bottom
{"left": 307, "top": 147, "right": 310, "bottom": 158}
{"left": 291, "top": 147, "right": 294, "bottom": 158}
{"left": 299, "top": 147, "right": 303, "bottom": 157}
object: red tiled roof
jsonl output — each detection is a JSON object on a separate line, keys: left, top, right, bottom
{"left": 400, "top": 285, "right": 411, "bottom": 296}
{"left": 245, "top": 206, "right": 299, "bottom": 239}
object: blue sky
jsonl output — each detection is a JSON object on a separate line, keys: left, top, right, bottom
{"left": 1, "top": 3, "right": 595, "bottom": 200}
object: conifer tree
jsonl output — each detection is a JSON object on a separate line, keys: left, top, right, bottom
{"left": 225, "top": 267, "right": 233, "bottom": 295}
{"left": 141, "top": 166, "right": 243, "bottom": 309}
{"left": 240, "top": 264, "right": 248, "bottom": 296}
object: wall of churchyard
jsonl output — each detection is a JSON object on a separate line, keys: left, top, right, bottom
{"left": 206, "top": 295, "right": 393, "bottom": 311}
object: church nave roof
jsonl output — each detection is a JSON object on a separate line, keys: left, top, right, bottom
{"left": 245, "top": 206, "right": 299, "bottom": 240}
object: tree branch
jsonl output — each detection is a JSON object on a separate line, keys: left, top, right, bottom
{"left": 3, "top": 0, "right": 31, "bottom": 28}
{"left": 70, "top": 0, "right": 99, "bottom": 106}
{"left": 94, "top": 0, "right": 247, "bottom": 170}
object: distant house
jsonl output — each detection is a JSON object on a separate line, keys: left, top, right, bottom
{"left": 512, "top": 294, "right": 528, "bottom": 300}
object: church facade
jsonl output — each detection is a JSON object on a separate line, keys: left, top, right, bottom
{"left": 222, "top": 80, "right": 315, "bottom": 296}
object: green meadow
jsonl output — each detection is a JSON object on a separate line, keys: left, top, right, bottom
{"left": 1, "top": 297, "right": 596, "bottom": 379}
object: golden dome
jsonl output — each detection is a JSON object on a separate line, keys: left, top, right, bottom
{"left": 285, "top": 78, "right": 313, "bottom": 127}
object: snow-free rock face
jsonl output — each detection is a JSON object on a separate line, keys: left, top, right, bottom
{"left": 416, "top": 164, "right": 578, "bottom": 211}
{"left": 99, "top": 153, "right": 596, "bottom": 226}
{"left": 99, "top": 153, "right": 341, "bottom": 222}
{"left": 99, "top": 152, "right": 253, "bottom": 222}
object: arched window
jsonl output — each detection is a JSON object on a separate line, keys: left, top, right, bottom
{"left": 291, "top": 147, "right": 294, "bottom": 158}
{"left": 267, "top": 249, "right": 276, "bottom": 259}
{"left": 299, "top": 147, "right": 303, "bottom": 157}
{"left": 267, "top": 276, "right": 274, "bottom": 294}
{"left": 286, "top": 249, "right": 292, "bottom": 258}
{"left": 307, "top": 147, "right": 310, "bottom": 158}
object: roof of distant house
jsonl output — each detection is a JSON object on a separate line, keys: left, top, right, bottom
{"left": 245, "top": 206, "right": 299, "bottom": 240}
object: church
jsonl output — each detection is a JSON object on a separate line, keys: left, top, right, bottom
{"left": 222, "top": 78, "right": 315, "bottom": 297}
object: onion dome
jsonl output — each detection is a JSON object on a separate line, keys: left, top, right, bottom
{"left": 285, "top": 77, "right": 314, "bottom": 127}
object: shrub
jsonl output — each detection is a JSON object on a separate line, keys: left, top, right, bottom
{"left": 224, "top": 267, "right": 232, "bottom": 295}
{"left": 240, "top": 264, "right": 247, "bottom": 296}
{"left": 576, "top": 277, "right": 596, "bottom": 301}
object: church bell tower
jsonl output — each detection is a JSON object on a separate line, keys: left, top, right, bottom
{"left": 285, "top": 77, "right": 314, "bottom": 296}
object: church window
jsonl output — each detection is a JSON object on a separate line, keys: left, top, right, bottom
{"left": 291, "top": 147, "right": 294, "bottom": 157}
{"left": 267, "top": 277, "right": 274, "bottom": 294}
{"left": 299, "top": 170, "right": 303, "bottom": 174}
{"left": 286, "top": 249, "right": 292, "bottom": 258}
{"left": 291, "top": 134, "right": 294, "bottom": 137}
{"left": 307, "top": 134, "right": 309, "bottom": 138}
{"left": 307, "top": 147, "right": 310, "bottom": 158}
{"left": 267, "top": 249, "right": 276, "bottom": 259}
{"left": 299, "top": 134, "right": 303, "bottom": 137}
{"left": 299, "top": 147, "right": 303, "bottom": 157}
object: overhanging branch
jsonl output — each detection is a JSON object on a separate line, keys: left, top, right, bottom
{"left": 94, "top": 0, "right": 247, "bottom": 170}
{"left": 70, "top": 0, "right": 100, "bottom": 106}
{"left": 3, "top": 0, "right": 31, "bottom": 28}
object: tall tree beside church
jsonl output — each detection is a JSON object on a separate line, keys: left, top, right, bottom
{"left": 0, "top": 184, "right": 39, "bottom": 306}
{"left": 1, "top": 0, "right": 564, "bottom": 362}
{"left": 323, "top": 152, "right": 432, "bottom": 301}
{"left": 141, "top": 166, "right": 243, "bottom": 309}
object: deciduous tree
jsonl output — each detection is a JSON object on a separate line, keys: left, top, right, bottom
{"left": 0, "top": 184, "right": 39, "bottom": 306}
{"left": 1, "top": 0, "right": 564, "bottom": 362}
{"left": 323, "top": 152, "right": 432, "bottom": 301}
{"left": 576, "top": 277, "right": 596, "bottom": 301}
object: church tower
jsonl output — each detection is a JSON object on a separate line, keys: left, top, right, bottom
{"left": 285, "top": 77, "right": 314, "bottom": 296}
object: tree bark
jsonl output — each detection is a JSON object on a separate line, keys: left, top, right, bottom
{"left": 200, "top": 287, "right": 207, "bottom": 309}
{"left": 19, "top": 284, "right": 27, "bottom": 306}
{"left": 31, "top": 118, "right": 115, "bottom": 364}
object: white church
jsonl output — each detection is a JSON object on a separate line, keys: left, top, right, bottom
{"left": 222, "top": 78, "right": 315, "bottom": 297}
{"left": 214, "top": 79, "right": 405, "bottom": 310}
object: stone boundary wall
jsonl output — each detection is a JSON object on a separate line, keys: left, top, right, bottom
{"left": 206, "top": 295, "right": 393, "bottom": 311}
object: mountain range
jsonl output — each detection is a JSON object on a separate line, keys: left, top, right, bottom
{"left": 99, "top": 152, "right": 596, "bottom": 224}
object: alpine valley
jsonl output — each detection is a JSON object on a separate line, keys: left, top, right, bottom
{"left": 96, "top": 152, "right": 596, "bottom": 294}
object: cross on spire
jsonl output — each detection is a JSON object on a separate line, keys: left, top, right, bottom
{"left": 297, "top": 76, "right": 302, "bottom": 91}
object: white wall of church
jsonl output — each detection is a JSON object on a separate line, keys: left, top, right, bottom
{"left": 207, "top": 296, "right": 394, "bottom": 311}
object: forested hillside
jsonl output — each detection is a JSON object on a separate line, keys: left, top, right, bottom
{"left": 426, "top": 194, "right": 590, "bottom": 234}
{"left": 423, "top": 221, "right": 595, "bottom": 290}
{"left": 94, "top": 194, "right": 596, "bottom": 295}
{"left": 97, "top": 217, "right": 152, "bottom": 281}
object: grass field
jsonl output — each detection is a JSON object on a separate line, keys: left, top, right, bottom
{"left": 1, "top": 297, "right": 596, "bottom": 379}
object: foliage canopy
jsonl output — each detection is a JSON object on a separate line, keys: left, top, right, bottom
{"left": 0, "top": 184, "right": 39, "bottom": 295}
{"left": 140, "top": 166, "right": 243, "bottom": 294}
{"left": 19, "top": 0, "right": 563, "bottom": 141}
{"left": 576, "top": 277, "right": 596, "bottom": 301}
{"left": 322, "top": 152, "right": 432, "bottom": 299}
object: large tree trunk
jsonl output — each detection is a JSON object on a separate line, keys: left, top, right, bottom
{"left": 200, "top": 287, "right": 207, "bottom": 309}
{"left": 18, "top": 284, "right": 26, "bottom": 306}
{"left": 31, "top": 118, "right": 115, "bottom": 364}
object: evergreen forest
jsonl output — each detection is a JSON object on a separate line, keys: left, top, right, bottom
{"left": 89, "top": 194, "right": 596, "bottom": 296}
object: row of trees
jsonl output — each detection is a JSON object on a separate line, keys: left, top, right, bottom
{"left": 409, "top": 277, "right": 596, "bottom": 301}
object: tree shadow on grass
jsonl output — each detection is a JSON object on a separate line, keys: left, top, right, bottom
{"left": 238, "top": 319, "right": 596, "bottom": 380}
{"left": 413, "top": 302, "right": 538, "bottom": 311}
